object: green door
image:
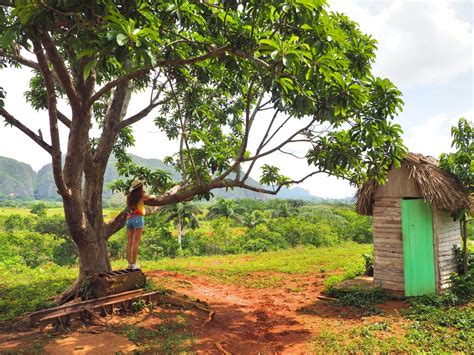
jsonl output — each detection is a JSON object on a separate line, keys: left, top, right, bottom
{"left": 401, "top": 199, "right": 436, "bottom": 296}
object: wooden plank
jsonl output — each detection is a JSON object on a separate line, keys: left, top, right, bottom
{"left": 375, "top": 259, "right": 404, "bottom": 267}
{"left": 377, "top": 279, "right": 405, "bottom": 291}
{"left": 374, "top": 273, "right": 405, "bottom": 283}
{"left": 374, "top": 250, "right": 404, "bottom": 257}
{"left": 374, "top": 242, "right": 403, "bottom": 249}
{"left": 375, "top": 255, "right": 403, "bottom": 264}
{"left": 438, "top": 254, "right": 456, "bottom": 262}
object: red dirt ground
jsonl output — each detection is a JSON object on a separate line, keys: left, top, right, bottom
{"left": 0, "top": 271, "right": 409, "bottom": 354}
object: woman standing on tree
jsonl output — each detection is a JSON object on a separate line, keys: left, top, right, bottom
{"left": 126, "top": 179, "right": 155, "bottom": 270}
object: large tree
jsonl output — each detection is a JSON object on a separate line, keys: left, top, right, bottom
{"left": 0, "top": 0, "right": 405, "bottom": 301}
{"left": 439, "top": 118, "right": 473, "bottom": 274}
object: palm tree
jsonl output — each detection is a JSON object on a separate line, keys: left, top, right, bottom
{"left": 159, "top": 202, "right": 201, "bottom": 248}
{"left": 206, "top": 199, "right": 243, "bottom": 223}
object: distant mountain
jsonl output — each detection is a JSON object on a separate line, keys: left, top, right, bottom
{"left": 0, "top": 155, "right": 341, "bottom": 202}
{"left": 30, "top": 154, "right": 269, "bottom": 201}
{"left": 276, "top": 186, "right": 323, "bottom": 201}
{"left": 0, "top": 157, "right": 36, "bottom": 199}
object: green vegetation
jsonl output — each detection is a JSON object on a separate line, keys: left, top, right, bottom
{"left": 0, "top": 199, "right": 472, "bottom": 353}
{"left": 126, "top": 199, "right": 372, "bottom": 259}
{"left": 122, "top": 316, "right": 195, "bottom": 353}
{"left": 0, "top": 240, "right": 369, "bottom": 323}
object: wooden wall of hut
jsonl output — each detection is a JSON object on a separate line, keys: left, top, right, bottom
{"left": 374, "top": 165, "right": 422, "bottom": 199}
{"left": 373, "top": 197, "right": 405, "bottom": 292}
{"left": 433, "top": 210, "right": 461, "bottom": 290}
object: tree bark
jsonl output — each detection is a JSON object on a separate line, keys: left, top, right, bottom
{"left": 461, "top": 217, "right": 468, "bottom": 274}
{"left": 177, "top": 218, "right": 183, "bottom": 247}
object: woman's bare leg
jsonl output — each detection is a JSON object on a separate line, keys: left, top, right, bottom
{"left": 126, "top": 228, "right": 134, "bottom": 266}
{"left": 131, "top": 228, "right": 144, "bottom": 264}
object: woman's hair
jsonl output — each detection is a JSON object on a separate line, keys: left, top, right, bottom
{"left": 127, "top": 184, "right": 144, "bottom": 209}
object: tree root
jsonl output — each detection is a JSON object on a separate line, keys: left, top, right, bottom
{"left": 55, "top": 279, "right": 83, "bottom": 305}
{"left": 159, "top": 293, "right": 215, "bottom": 326}
{"left": 215, "top": 341, "right": 232, "bottom": 355}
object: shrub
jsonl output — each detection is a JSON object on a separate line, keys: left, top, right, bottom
{"left": 241, "top": 224, "right": 286, "bottom": 251}
{"left": 30, "top": 202, "right": 47, "bottom": 217}
{"left": 240, "top": 238, "right": 269, "bottom": 253}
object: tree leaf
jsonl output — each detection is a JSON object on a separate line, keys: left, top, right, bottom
{"left": 116, "top": 33, "right": 129, "bottom": 46}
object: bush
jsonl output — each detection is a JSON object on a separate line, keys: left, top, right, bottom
{"left": 30, "top": 202, "right": 47, "bottom": 217}
{"left": 0, "top": 231, "right": 60, "bottom": 268}
{"left": 140, "top": 226, "right": 179, "bottom": 259}
{"left": 268, "top": 217, "right": 336, "bottom": 247}
{"left": 241, "top": 238, "right": 273, "bottom": 253}
{"left": 241, "top": 224, "right": 286, "bottom": 251}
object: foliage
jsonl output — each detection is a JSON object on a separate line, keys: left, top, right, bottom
{"left": 0, "top": 262, "right": 76, "bottom": 322}
{"left": 207, "top": 199, "right": 243, "bottom": 222}
{"left": 326, "top": 287, "right": 389, "bottom": 308}
{"left": 439, "top": 118, "right": 473, "bottom": 273}
{"left": 1, "top": 0, "right": 408, "bottom": 289}
{"left": 439, "top": 118, "right": 473, "bottom": 190}
{"left": 29, "top": 202, "right": 47, "bottom": 217}
{"left": 363, "top": 252, "right": 374, "bottom": 276}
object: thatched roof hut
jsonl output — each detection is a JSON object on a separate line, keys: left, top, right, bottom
{"left": 355, "top": 153, "right": 470, "bottom": 297}
{"left": 356, "top": 153, "right": 472, "bottom": 216}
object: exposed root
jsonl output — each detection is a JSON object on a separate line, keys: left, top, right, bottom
{"left": 55, "top": 279, "right": 82, "bottom": 305}
{"left": 215, "top": 341, "right": 232, "bottom": 355}
{"left": 203, "top": 310, "right": 216, "bottom": 327}
{"left": 159, "top": 293, "right": 215, "bottom": 326}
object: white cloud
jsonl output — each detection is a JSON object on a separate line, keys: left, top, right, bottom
{"left": 330, "top": 0, "right": 473, "bottom": 87}
{"left": 403, "top": 109, "right": 473, "bottom": 157}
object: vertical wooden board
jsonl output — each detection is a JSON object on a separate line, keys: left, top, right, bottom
{"left": 401, "top": 199, "right": 436, "bottom": 296}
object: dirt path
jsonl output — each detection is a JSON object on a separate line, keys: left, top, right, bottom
{"left": 147, "top": 271, "right": 407, "bottom": 354}
{"left": 0, "top": 271, "right": 408, "bottom": 354}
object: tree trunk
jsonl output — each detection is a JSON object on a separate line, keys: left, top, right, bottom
{"left": 461, "top": 218, "right": 468, "bottom": 274}
{"left": 58, "top": 233, "right": 112, "bottom": 303}
{"left": 58, "top": 187, "right": 113, "bottom": 303}
{"left": 177, "top": 218, "right": 183, "bottom": 247}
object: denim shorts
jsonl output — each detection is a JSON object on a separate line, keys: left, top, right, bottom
{"left": 126, "top": 215, "right": 145, "bottom": 230}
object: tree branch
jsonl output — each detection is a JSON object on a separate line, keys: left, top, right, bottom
{"left": 105, "top": 168, "right": 321, "bottom": 237}
{"left": 244, "top": 115, "right": 319, "bottom": 162}
{"left": 0, "top": 107, "right": 52, "bottom": 154}
{"left": 39, "top": 32, "right": 81, "bottom": 114}
{"left": 0, "top": 50, "right": 40, "bottom": 70}
{"left": 33, "top": 39, "right": 70, "bottom": 197}
{"left": 57, "top": 111, "right": 71, "bottom": 128}
{"left": 86, "top": 45, "right": 233, "bottom": 108}
{"left": 118, "top": 100, "right": 161, "bottom": 129}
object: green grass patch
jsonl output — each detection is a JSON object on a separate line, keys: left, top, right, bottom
{"left": 0, "top": 206, "right": 119, "bottom": 219}
{"left": 121, "top": 314, "right": 195, "bottom": 353}
{"left": 326, "top": 287, "right": 390, "bottom": 308}
{"left": 140, "top": 242, "right": 371, "bottom": 285}
{"left": 0, "top": 263, "right": 76, "bottom": 322}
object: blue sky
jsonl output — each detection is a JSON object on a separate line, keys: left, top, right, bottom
{"left": 0, "top": 0, "right": 472, "bottom": 198}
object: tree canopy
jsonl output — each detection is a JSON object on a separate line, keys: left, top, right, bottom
{"left": 0, "top": 0, "right": 406, "bottom": 297}
{"left": 1, "top": 0, "right": 405, "bottom": 202}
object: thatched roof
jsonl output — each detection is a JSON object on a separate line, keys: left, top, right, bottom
{"left": 356, "top": 153, "right": 472, "bottom": 215}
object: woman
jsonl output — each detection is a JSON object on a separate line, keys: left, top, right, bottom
{"left": 126, "top": 179, "right": 154, "bottom": 270}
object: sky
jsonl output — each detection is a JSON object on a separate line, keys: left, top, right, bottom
{"left": 0, "top": 0, "right": 473, "bottom": 198}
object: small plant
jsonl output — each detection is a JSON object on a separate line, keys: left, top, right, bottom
{"left": 131, "top": 298, "right": 146, "bottom": 312}
{"left": 79, "top": 277, "right": 93, "bottom": 300}
{"left": 326, "top": 287, "right": 390, "bottom": 308}
{"left": 362, "top": 252, "right": 374, "bottom": 276}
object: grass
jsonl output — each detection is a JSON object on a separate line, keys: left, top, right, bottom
{"left": 0, "top": 206, "right": 120, "bottom": 220}
{"left": 310, "top": 304, "right": 474, "bottom": 353}
{"left": 138, "top": 242, "right": 371, "bottom": 286}
{"left": 121, "top": 313, "right": 195, "bottom": 353}
{"left": 0, "top": 243, "right": 369, "bottom": 323}
{"left": 0, "top": 262, "right": 76, "bottom": 323}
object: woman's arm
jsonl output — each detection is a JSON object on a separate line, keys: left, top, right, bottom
{"left": 143, "top": 194, "right": 157, "bottom": 202}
